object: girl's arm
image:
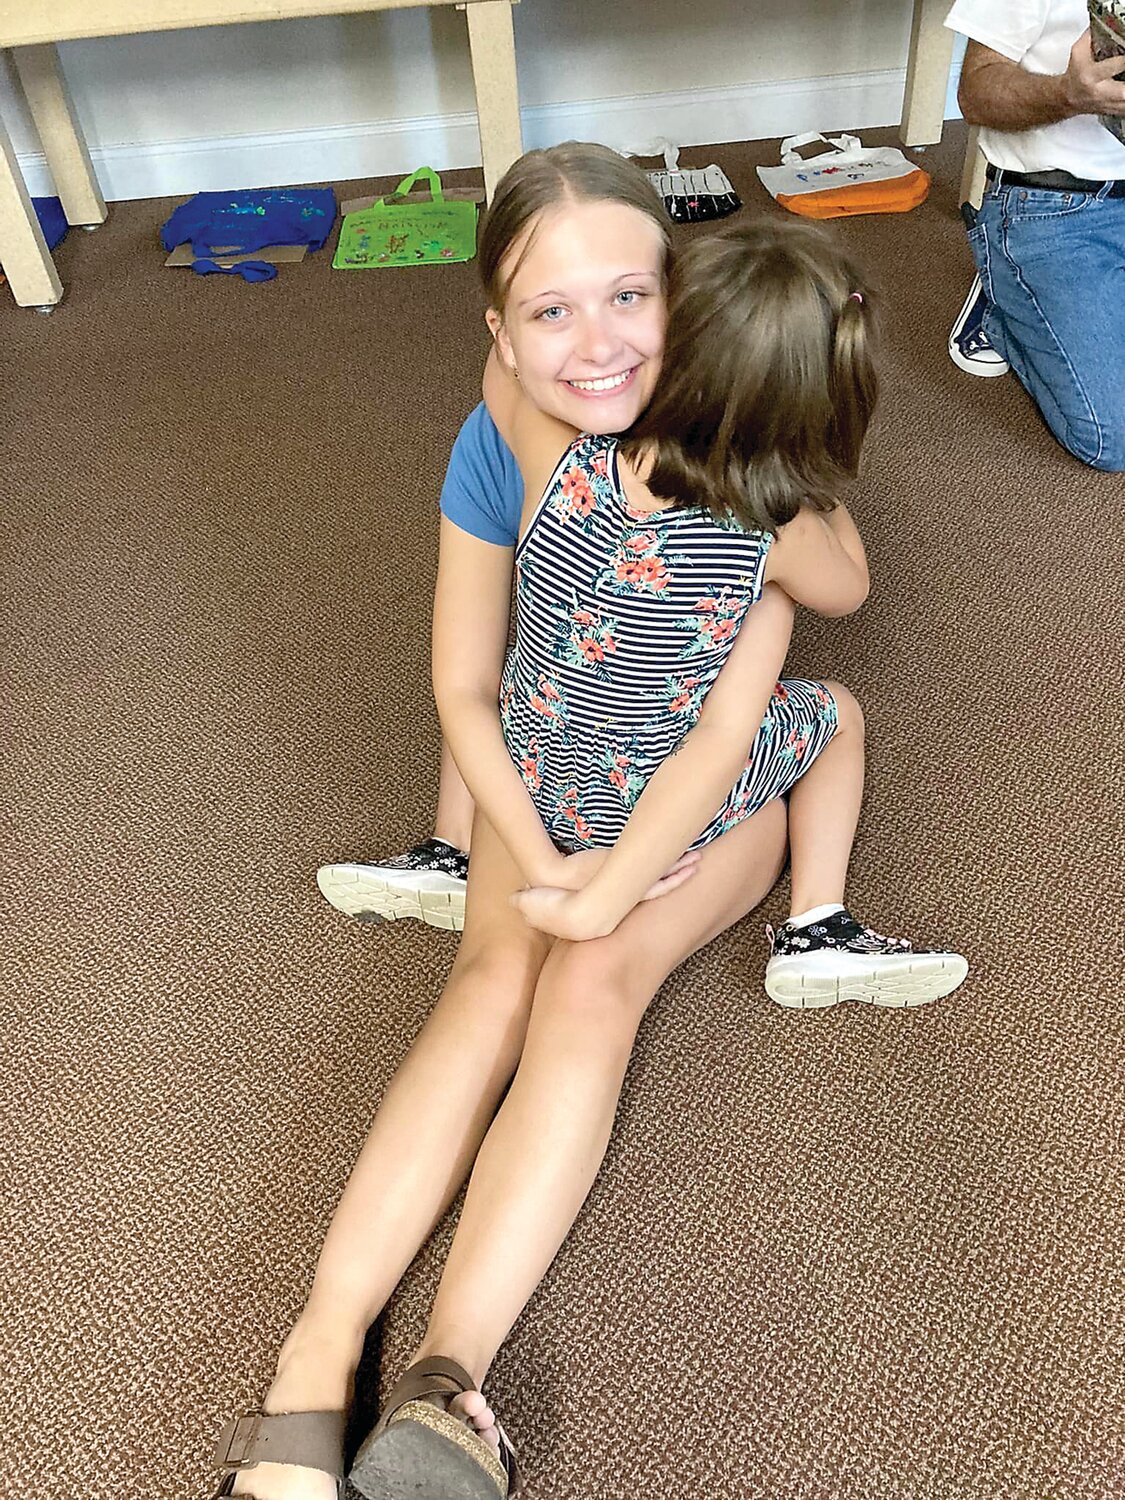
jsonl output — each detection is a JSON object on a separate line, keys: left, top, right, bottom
{"left": 513, "top": 584, "right": 796, "bottom": 940}
{"left": 427, "top": 347, "right": 588, "bottom": 885}
{"left": 483, "top": 344, "right": 582, "bottom": 514}
{"left": 432, "top": 517, "right": 564, "bottom": 888}
{"left": 763, "top": 501, "right": 870, "bottom": 618}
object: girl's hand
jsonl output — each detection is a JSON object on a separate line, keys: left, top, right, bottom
{"left": 511, "top": 850, "right": 702, "bottom": 940}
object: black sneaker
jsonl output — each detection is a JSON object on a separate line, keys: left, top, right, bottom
{"left": 764, "top": 907, "right": 969, "bottom": 1009}
{"left": 316, "top": 838, "right": 469, "bottom": 931}
{"left": 948, "top": 274, "right": 1010, "bottom": 377}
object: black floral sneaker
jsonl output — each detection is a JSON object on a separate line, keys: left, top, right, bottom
{"left": 764, "top": 907, "right": 969, "bottom": 1009}
{"left": 316, "top": 838, "right": 469, "bottom": 931}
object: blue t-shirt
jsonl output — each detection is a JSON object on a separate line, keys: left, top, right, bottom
{"left": 440, "top": 402, "right": 524, "bottom": 546}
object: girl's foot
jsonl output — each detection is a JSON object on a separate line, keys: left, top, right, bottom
{"left": 350, "top": 1356, "right": 517, "bottom": 1499}
{"left": 225, "top": 1325, "right": 361, "bottom": 1500}
{"left": 764, "top": 906, "right": 969, "bottom": 1009}
{"left": 450, "top": 1388, "right": 502, "bottom": 1454}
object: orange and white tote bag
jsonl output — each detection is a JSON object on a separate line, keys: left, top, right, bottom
{"left": 756, "top": 133, "right": 930, "bottom": 219}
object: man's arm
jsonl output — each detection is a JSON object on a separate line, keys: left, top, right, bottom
{"left": 958, "top": 32, "right": 1125, "bottom": 130}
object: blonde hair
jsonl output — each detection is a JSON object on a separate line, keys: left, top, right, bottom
{"left": 479, "top": 142, "right": 672, "bottom": 313}
{"left": 623, "top": 217, "right": 879, "bottom": 532}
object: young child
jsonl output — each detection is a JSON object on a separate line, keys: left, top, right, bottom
{"left": 491, "top": 215, "right": 968, "bottom": 1009}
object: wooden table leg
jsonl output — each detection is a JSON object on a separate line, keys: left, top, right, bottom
{"left": 13, "top": 43, "right": 106, "bottom": 226}
{"left": 461, "top": 0, "right": 522, "bottom": 202}
{"left": 0, "top": 56, "right": 62, "bottom": 308}
{"left": 960, "top": 125, "right": 988, "bottom": 209}
{"left": 901, "top": 0, "right": 956, "bottom": 147}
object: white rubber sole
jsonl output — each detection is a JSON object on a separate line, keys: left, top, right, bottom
{"left": 764, "top": 950, "right": 969, "bottom": 1009}
{"left": 948, "top": 335, "right": 1010, "bottom": 377}
{"left": 948, "top": 277, "right": 1010, "bottom": 377}
{"left": 316, "top": 862, "right": 466, "bottom": 931}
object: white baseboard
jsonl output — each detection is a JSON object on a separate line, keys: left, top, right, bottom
{"left": 18, "top": 65, "right": 962, "bottom": 203}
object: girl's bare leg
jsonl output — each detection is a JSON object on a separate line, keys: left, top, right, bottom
{"left": 233, "top": 818, "right": 551, "bottom": 1500}
{"left": 414, "top": 798, "right": 789, "bottom": 1388}
{"left": 433, "top": 738, "right": 476, "bottom": 853}
{"left": 785, "top": 681, "right": 864, "bottom": 916}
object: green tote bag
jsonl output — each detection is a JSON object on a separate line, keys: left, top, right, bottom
{"left": 332, "top": 167, "right": 478, "bottom": 270}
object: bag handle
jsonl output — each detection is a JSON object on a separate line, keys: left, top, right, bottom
{"left": 377, "top": 166, "right": 444, "bottom": 207}
{"left": 780, "top": 132, "right": 865, "bottom": 166}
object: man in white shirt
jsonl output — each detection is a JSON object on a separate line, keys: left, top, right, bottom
{"left": 945, "top": 1, "right": 1125, "bottom": 471}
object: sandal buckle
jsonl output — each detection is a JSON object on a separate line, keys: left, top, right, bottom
{"left": 215, "top": 1409, "right": 264, "bottom": 1470}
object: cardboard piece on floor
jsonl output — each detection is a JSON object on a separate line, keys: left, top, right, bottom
{"left": 339, "top": 189, "right": 484, "bottom": 216}
{"left": 163, "top": 243, "right": 308, "bottom": 269}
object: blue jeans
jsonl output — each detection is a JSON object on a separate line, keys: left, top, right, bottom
{"left": 968, "top": 182, "right": 1125, "bottom": 472}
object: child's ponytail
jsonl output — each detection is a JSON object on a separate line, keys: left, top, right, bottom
{"left": 828, "top": 291, "right": 879, "bottom": 486}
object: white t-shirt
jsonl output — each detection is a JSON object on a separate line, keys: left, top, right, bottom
{"left": 945, "top": 0, "right": 1125, "bottom": 177}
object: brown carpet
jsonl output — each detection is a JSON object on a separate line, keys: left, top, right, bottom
{"left": 3, "top": 125, "right": 1123, "bottom": 1500}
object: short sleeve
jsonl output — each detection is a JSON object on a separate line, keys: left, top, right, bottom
{"left": 944, "top": 0, "right": 1051, "bottom": 63}
{"left": 439, "top": 403, "right": 524, "bottom": 547}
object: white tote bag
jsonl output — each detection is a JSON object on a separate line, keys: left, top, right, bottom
{"left": 756, "top": 132, "right": 930, "bottom": 218}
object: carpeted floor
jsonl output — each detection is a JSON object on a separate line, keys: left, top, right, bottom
{"left": 3, "top": 124, "right": 1123, "bottom": 1500}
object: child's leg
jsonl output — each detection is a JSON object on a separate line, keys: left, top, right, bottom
{"left": 768, "top": 681, "right": 968, "bottom": 1009}
{"left": 785, "top": 679, "right": 864, "bottom": 915}
{"left": 230, "top": 817, "right": 551, "bottom": 1500}
{"left": 407, "top": 799, "right": 788, "bottom": 1390}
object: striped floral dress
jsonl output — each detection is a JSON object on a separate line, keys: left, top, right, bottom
{"left": 499, "top": 435, "right": 838, "bottom": 853}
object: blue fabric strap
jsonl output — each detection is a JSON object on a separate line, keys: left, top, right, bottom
{"left": 191, "top": 257, "right": 277, "bottom": 282}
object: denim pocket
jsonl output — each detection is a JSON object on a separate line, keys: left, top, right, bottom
{"left": 1002, "top": 186, "right": 1094, "bottom": 222}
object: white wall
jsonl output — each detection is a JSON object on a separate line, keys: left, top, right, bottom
{"left": 2, "top": 0, "right": 964, "bottom": 201}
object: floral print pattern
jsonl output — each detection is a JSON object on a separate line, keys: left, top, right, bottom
{"left": 552, "top": 592, "right": 620, "bottom": 681}
{"left": 501, "top": 434, "right": 838, "bottom": 852}
{"left": 599, "top": 741, "right": 648, "bottom": 808}
{"left": 600, "top": 527, "right": 688, "bottom": 596}
{"left": 673, "top": 589, "right": 749, "bottom": 658}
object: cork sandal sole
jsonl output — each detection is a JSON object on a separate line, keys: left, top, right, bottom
{"left": 350, "top": 1399, "right": 506, "bottom": 1500}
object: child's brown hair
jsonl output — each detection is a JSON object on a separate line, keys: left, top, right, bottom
{"left": 623, "top": 217, "right": 878, "bottom": 532}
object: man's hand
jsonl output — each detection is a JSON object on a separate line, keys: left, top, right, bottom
{"left": 511, "top": 848, "right": 702, "bottom": 940}
{"left": 1064, "top": 28, "right": 1125, "bottom": 118}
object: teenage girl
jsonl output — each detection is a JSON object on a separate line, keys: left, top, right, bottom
{"left": 213, "top": 151, "right": 966, "bottom": 1500}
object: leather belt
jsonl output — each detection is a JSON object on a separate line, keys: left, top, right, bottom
{"left": 986, "top": 163, "right": 1125, "bottom": 197}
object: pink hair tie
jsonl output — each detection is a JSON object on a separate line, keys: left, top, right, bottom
{"left": 849, "top": 291, "right": 864, "bottom": 304}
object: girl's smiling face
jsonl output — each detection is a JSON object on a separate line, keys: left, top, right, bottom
{"left": 487, "top": 199, "right": 668, "bottom": 434}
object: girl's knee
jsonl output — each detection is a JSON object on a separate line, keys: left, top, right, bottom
{"left": 535, "top": 942, "right": 652, "bottom": 1042}
{"left": 822, "top": 680, "right": 865, "bottom": 738}
{"left": 446, "top": 937, "right": 543, "bottom": 1028}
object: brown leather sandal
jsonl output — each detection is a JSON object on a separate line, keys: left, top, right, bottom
{"left": 210, "top": 1408, "right": 346, "bottom": 1498}
{"left": 349, "top": 1355, "right": 521, "bottom": 1500}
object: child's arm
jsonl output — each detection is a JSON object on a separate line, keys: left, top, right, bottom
{"left": 764, "top": 501, "right": 870, "bottom": 618}
{"left": 512, "top": 584, "right": 795, "bottom": 940}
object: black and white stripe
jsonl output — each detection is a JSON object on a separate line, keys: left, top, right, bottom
{"left": 501, "top": 435, "right": 837, "bottom": 851}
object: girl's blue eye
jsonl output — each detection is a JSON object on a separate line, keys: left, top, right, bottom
{"left": 537, "top": 305, "right": 565, "bottom": 322}
{"left": 615, "top": 289, "right": 642, "bottom": 306}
